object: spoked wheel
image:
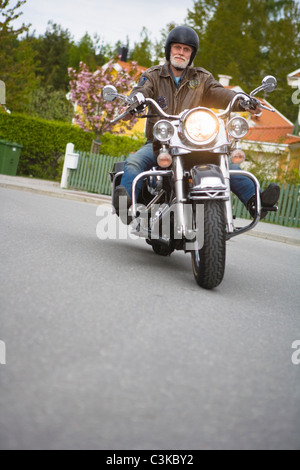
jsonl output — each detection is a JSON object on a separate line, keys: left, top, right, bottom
{"left": 191, "top": 201, "right": 226, "bottom": 289}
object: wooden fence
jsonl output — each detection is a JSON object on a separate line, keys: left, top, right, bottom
{"left": 68, "top": 151, "right": 300, "bottom": 228}
{"left": 68, "top": 151, "right": 124, "bottom": 196}
{"left": 232, "top": 181, "right": 300, "bottom": 228}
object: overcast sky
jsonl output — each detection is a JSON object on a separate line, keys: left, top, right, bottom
{"left": 15, "top": 0, "right": 196, "bottom": 46}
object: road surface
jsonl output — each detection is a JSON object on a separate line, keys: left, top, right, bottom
{"left": 0, "top": 188, "right": 299, "bottom": 450}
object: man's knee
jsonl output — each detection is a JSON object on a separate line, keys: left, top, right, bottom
{"left": 124, "top": 153, "right": 141, "bottom": 172}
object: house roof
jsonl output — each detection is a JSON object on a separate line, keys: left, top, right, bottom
{"left": 225, "top": 85, "right": 300, "bottom": 147}
{"left": 288, "top": 68, "right": 300, "bottom": 79}
{"left": 246, "top": 127, "right": 300, "bottom": 145}
{"left": 114, "top": 60, "right": 147, "bottom": 78}
{"left": 246, "top": 98, "right": 300, "bottom": 146}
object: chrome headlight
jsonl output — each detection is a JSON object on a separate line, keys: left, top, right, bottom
{"left": 153, "top": 120, "right": 175, "bottom": 143}
{"left": 180, "top": 108, "right": 219, "bottom": 146}
{"left": 227, "top": 117, "right": 249, "bottom": 139}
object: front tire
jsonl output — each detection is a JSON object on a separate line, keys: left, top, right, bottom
{"left": 191, "top": 201, "right": 226, "bottom": 289}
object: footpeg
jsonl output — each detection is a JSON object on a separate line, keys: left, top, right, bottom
{"left": 262, "top": 205, "right": 278, "bottom": 213}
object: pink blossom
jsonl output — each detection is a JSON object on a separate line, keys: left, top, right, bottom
{"left": 68, "top": 60, "right": 139, "bottom": 137}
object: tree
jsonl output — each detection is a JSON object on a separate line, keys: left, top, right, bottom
{"left": 31, "top": 21, "right": 73, "bottom": 91}
{"left": 187, "top": 0, "right": 300, "bottom": 121}
{"left": 68, "top": 61, "right": 139, "bottom": 142}
{"left": 262, "top": 0, "right": 300, "bottom": 121}
{"left": 187, "top": 0, "right": 264, "bottom": 87}
{"left": 0, "top": 0, "right": 28, "bottom": 41}
{"left": 69, "top": 33, "right": 109, "bottom": 70}
{"left": 129, "top": 27, "right": 153, "bottom": 68}
{"left": 0, "top": 0, "right": 40, "bottom": 112}
{"left": 27, "top": 86, "right": 74, "bottom": 122}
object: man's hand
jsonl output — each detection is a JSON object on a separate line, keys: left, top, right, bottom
{"left": 240, "top": 97, "right": 262, "bottom": 116}
{"left": 246, "top": 103, "right": 262, "bottom": 116}
{"left": 122, "top": 93, "right": 146, "bottom": 121}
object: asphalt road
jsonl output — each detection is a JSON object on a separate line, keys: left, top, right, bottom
{"left": 0, "top": 187, "right": 299, "bottom": 450}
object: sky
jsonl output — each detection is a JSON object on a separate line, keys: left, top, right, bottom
{"left": 14, "top": 0, "right": 196, "bottom": 46}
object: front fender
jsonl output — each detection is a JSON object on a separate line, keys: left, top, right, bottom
{"left": 190, "top": 164, "right": 225, "bottom": 191}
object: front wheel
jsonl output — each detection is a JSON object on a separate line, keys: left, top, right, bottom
{"left": 191, "top": 201, "right": 226, "bottom": 289}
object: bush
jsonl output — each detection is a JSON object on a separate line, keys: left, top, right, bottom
{"left": 0, "top": 112, "right": 146, "bottom": 180}
{"left": 99, "top": 133, "right": 146, "bottom": 158}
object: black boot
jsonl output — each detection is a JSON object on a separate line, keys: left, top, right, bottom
{"left": 113, "top": 186, "right": 132, "bottom": 225}
{"left": 247, "top": 183, "right": 280, "bottom": 220}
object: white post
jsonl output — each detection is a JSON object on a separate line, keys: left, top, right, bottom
{"left": 0, "top": 340, "right": 6, "bottom": 365}
{"left": 61, "top": 143, "right": 79, "bottom": 188}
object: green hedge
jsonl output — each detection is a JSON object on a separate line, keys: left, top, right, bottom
{"left": 99, "top": 133, "right": 146, "bottom": 158}
{"left": 0, "top": 112, "right": 145, "bottom": 181}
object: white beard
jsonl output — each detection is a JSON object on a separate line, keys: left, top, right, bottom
{"left": 170, "top": 54, "right": 189, "bottom": 70}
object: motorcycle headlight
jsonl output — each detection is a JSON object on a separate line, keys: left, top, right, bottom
{"left": 227, "top": 117, "right": 249, "bottom": 139}
{"left": 180, "top": 108, "right": 219, "bottom": 146}
{"left": 153, "top": 120, "right": 175, "bottom": 143}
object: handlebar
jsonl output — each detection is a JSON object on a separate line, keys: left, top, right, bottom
{"left": 110, "top": 94, "right": 178, "bottom": 124}
{"left": 110, "top": 90, "right": 275, "bottom": 124}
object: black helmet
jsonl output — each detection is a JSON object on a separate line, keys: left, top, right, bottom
{"left": 165, "top": 26, "right": 199, "bottom": 65}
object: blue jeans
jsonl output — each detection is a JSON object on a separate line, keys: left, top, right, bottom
{"left": 121, "top": 142, "right": 255, "bottom": 206}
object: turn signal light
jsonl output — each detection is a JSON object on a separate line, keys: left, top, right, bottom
{"left": 157, "top": 148, "right": 172, "bottom": 168}
{"left": 231, "top": 149, "right": 246, "bottom": 164}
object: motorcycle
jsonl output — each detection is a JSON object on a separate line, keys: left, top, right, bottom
{"left": 103, "top": 75, "right": 277, "bottom": 289}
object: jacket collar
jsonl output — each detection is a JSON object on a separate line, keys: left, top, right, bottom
{"left": 160, "top": 62, "right": 198, "bottom": 81}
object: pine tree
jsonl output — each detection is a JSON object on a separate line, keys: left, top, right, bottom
{"left": 0, "top": 0, "right": 39, "bottom": 112}
{"left": 187, "top": 0, "right": 300, "bottom": 121}
{"left": 129, "top": 27, "right": 153, "bottom": 68}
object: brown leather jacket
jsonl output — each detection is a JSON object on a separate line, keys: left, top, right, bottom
{"left": 130, "top": 63, "right": 240, "bottom": 141}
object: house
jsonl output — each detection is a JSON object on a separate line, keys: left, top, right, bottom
{"left": 287, "top": 68, "right": 300, "bottom": 137}
{"left": 219, "top": 75, "right": 300, "bottom": 179}
{"left": 103, "top": 59, "right": 147, "bottom": 137}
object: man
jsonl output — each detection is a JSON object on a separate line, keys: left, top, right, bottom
{"left": 115, "top": 25, "right": 280, "bottom": 221}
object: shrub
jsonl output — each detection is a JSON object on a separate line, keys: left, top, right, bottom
{"left": 99, "top": 133, "right": 145, "bottom": 158}
{"left": 0, "top": 112, "right": 145, "bottom": 180}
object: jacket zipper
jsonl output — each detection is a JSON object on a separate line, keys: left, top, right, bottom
{"left": 174, "top": 79, "right": 190, "bottom": 114}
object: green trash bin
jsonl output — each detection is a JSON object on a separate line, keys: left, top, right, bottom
{"left": 0, "top": 140, "right": 23, "bottom": 176}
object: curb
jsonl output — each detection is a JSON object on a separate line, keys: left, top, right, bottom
{"left": 1, "top": 181, "right": 299, "bottom": 247}
{"left": 246, "top": 229, "right": 300, "bottom": 246}
{"left": 0, "top": 181, "right": 110, "bottom": 205}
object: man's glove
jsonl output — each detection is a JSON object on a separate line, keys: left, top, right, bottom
{"left": 131, "top": 92, "right": 146, "bottom": 114}
{"left": 239, "top": 97, "right": 261, "bottom": 115}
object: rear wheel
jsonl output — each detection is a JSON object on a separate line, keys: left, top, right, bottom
{"left": 191, "top": 201, "right": 226, "bottom": 289}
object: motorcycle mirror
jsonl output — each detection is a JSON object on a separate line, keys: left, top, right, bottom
{"left": 261, "top": 76, "right": 277, "bottom": 93}
{"left": 102, "top": 85, "right": 118, "bottom": 102}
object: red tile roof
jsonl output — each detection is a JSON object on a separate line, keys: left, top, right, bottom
{"left": 117, "top": 60, "right": 147, "bottom": 78}
{"left": 244, "top": 98, "right": 300, "bottom": 146}
{"left": 246, "top": 127, "right": 300, "bottom": 145}
{"left": 288, "top": 69, "right": 300, "bottom": 78}
{"left": 223, "top": 85, "right": 300, "bottom": 146}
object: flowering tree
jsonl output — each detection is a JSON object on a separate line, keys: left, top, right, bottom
{"left": 68, "top": 60, "right": 139, "bottom": 139}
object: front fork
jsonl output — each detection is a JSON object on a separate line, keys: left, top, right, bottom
{"left": 172, "top": 156, "right": 186, "bottom": 239}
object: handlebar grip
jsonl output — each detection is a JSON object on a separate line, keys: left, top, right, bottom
{"left": 239, "top": 97, "right": 260, "bottom": 111}
{"left": 249, "top": 97, "right": 260, "bottom": 110}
